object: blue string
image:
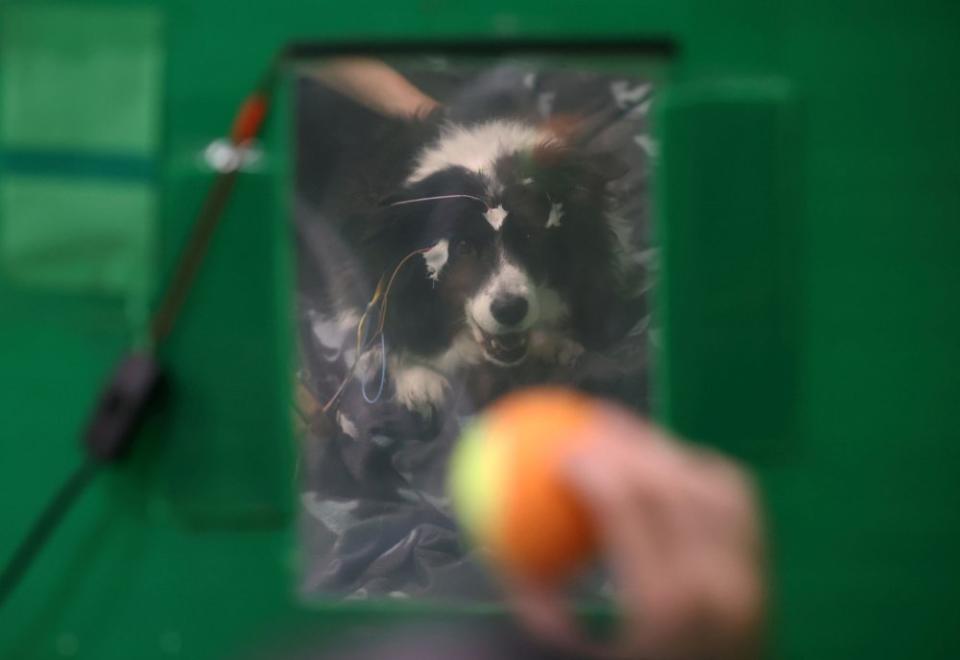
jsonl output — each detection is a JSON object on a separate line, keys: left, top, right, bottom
{"left": 361, "top": 333, "right": 387, "bottom": 404}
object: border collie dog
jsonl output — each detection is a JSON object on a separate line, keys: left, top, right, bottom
{"left": 326, "top": 117, "right": 638, "bottom": 417}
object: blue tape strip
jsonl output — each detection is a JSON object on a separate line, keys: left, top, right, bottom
{"left": 0, "top": 148, "right": 155, "bottom": 182}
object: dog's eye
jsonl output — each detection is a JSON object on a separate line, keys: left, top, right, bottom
{"left": 455, "top": 240, "right": 476, "bottom": 256}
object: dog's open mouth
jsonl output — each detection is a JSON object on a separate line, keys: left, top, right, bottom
{"left": 480, "top": 330, "right": 529, "bottom": 366}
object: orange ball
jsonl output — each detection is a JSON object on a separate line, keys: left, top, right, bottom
{"left": 449, "top": 387, "right": 600, "bottom": 585}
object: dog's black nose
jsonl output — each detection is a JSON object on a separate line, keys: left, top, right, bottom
{"left": 490, "top": 296, "right": 529, "bottom": 326}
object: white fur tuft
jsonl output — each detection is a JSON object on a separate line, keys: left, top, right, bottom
{"left": 335, "top": 411, "right": 359, "bottom": 439}
{"left": 406, "top": 120, "right": 551, "bottom": 184}
{"left": 546, "top": 202, "right": 564, "bottom": 228}
{"left": 422, "top": 239, "right": 449, "bottom": 282}
{"left": 610, "top": 81, "right": 652, "bottom": 107}
{"left": 485, "top": 205, "right": 507, "bottom": 230}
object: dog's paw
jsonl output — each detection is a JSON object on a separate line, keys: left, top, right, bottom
{"left": 392, "top": 366, "right": 450, "bottom": 417}
{"left": 531, "top": 332, "right": 585, "bottom": 367}
{"left": 556, "top": 338, "right": 585, "bottom": 367}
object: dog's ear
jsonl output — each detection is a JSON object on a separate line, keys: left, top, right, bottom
{"left": 346, "top": 200, "right": 431, "bottom": 284}
{"left": 540, "top": 113, "right": 631, "bottom": 182}
{"left": 532, "top": 143, "right": 627, "bottom": 191}
{"left": 352, "top": 204, "right": 411, "bottom": 248}
{"left": 581, "top": 150, "right": 629, "bottom": 183}
{"left": 560, "top": 149, "right": 629, "bottom": 191}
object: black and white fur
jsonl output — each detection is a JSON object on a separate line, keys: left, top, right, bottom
{"left": 318, "top": 116, "right": 638, "bottom": 416}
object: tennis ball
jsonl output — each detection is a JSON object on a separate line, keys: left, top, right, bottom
{"left": 449, "top": 387, "right": 600, "bottom": 585}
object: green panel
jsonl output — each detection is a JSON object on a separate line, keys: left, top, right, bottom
{"left": 155, "top": 159, "right": 295, "bottom": 527}
{"left": 0, "top": 4, "right": 163, "bottom": 152}
{"left": 767, "top": 4, "right": 960, "bottom": 657}
{"left": 655, "top": 78, "right": 801, "bottom": 461}
{"left": 0, "top": 176, "right": 154, "bottom": 308}
{"left": 0, "top": 3, "right": 162, "bottom": 324}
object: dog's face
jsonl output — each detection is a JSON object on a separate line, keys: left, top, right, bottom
{"left": 361, "top": 120, "right": 623, "bottom": 367}
{"left": 413, "top": 169, "right": 565, "bottom": 366}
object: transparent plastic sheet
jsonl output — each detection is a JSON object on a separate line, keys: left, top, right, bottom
{"left": 293, "top": 56, "right": 657, "bottom": 601}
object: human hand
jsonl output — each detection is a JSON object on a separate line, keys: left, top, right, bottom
{"left": 508, "top": 404, "right": 766, "bottom": 660}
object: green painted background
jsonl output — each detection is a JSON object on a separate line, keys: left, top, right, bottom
{"left": 1, "top": 0, "right": 958, "bottom": 658}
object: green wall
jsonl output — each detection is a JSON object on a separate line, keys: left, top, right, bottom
{"left": 1, "top": 0, "right": 958, "bottom": 658}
